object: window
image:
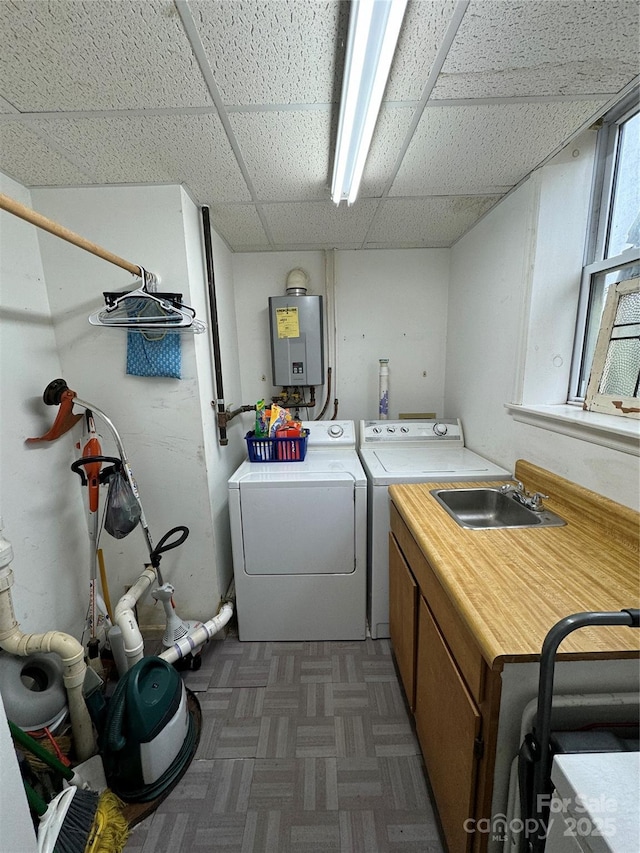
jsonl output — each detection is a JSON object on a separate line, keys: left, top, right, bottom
{"left": 570, "top": 94, "right": 640, "bottom": 414}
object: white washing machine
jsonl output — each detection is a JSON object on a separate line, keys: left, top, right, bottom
{"left": 358, "top": 419, "right": 511, "bottom": 639}
{"left": 228, "top": 420, "right": 366, "bottom": 641}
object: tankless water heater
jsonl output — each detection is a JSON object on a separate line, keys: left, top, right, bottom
{"left": 269, "top": 291, "right": 324, "bottom": 386}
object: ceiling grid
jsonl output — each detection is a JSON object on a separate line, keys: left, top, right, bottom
{"left": 0, "top": 0, "right": 637, "bottom": 252}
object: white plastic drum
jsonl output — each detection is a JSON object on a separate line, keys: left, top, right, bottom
{"left": 0, "top": 651, "right": 67, "bottom": 731}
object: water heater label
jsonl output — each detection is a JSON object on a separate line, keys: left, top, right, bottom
{"left": 275, "top": 307, "right": 300, "bottom": 338}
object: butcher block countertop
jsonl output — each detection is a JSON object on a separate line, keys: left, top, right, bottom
{"left": 388, "top": 459, "right": 640, "bottom": 669}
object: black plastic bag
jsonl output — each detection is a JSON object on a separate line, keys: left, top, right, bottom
{"left": 104, "top": 469, "right": 141, "bottom": 539}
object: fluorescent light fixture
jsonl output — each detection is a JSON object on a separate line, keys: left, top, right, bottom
{"left": 331, "top": 0, "right": 407, "bottom": 206}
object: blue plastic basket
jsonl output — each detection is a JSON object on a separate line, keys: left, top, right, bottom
{"left": 245, "top": 430, "right": 308, "bottom": 462}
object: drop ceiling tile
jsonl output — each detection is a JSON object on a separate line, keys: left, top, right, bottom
{"left": 0, "top": 121, "right": 90, "bottom": 186}
{"left": 0, "top": 95, "right": 18, "bottom": 114}
{"left": 0, "top": 0, "right": 212, "bottom": 112}
{"left": 390, "top": 100, "right": 607, "bottom": 196}
{"left": 25, "top": 113, "right": 251, "bottom": 202}
{"left": 432, "top": 0, "right": 640, "bottom": 99}
{"left": 366, "top": 196, "right": 501, "bottom": 248}
{"left": 208, "top": 204, "right": 270, "bottom": 250}
{"left": 191, "top": 0, "right": 345, "bottom": 106}
{"left": 360, "top": 106, "right": 416, "bottom": 197}
{"left": 261, "top": 200, "right": 380, "bottom": 248}
{"left": 230, "top": 105, "right": 417, "bottom": 204}
{"left": 229, "top": 110, "right": 332, "bottom": 200}
{"left": 385, "top": 0, "right": 458, "bottom": 102}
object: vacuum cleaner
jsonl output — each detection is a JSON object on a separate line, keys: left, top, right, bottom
{"left": 100, "top": 655, "right": 196, "bottom": 802}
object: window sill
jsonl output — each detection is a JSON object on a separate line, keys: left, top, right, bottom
{"left": 505, "top": 403, "right": 640, "bottom": 456}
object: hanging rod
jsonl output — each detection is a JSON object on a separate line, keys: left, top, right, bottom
{"left": 0, "top": 192, "right": 142, "bottom": 277}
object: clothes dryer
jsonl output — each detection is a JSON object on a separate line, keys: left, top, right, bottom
{"left": 358, "top": 419, "right": 510, "bottom": 639}
{"left": 228, "top": 421, "right": 366, "bottom": 641}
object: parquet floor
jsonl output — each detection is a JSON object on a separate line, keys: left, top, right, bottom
{"left": 124, "top": 631, "right": 444, "bottom": 852}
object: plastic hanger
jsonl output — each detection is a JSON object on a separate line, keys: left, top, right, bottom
{"left": 88, "top": 267, "right": 206, "bottom": 334}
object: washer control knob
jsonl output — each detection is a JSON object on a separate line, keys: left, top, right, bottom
{"left": 372, "top": 426, "right": 382, "bottom": 434}
{"left": 386, "top": 426, "right": 395, "bottom": 433}
{"left": 433, "top": 422, "right": 448, "bottom": 436}
{"left": 400, "top": 426, "right": 409, "bottom": 434}
{"left": 328, "top": 423, "right": 344, "bottom": 438}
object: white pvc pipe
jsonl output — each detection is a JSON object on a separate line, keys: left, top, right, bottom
{"left": 378, "top": 358, "right": 389, "bottom": 418}
{"left": 159, "top": 601, "right": 234, "bottom": 665}
{"left": 0, "top": 527, "right": 94, "bottom": 762}
{"left": 113, "top": 567, "right": 156, "bottom": 668}
{"left": 113, "top": 565, "right": 235, "bottom": 670}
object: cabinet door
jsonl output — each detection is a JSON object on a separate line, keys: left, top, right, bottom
{"left": 389, "top": 533, "right": 418, "bottom": 711}
{"left": 415, "top": 595, "right": 481, "bottom": 853}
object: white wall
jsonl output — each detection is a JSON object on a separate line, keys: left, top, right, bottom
{"left": 520, "top": 138, "right": 596, "bottom": 406}
{"left": 29, "top": 184, "right": 237, "bottom": 623}
{"left": 445, "top": 178, "right": 538, "bottom": 467}
{"left": 446, "top": 132, "right": 640, "bottom": 509}
{"left": 231, "top": 248, "right": 450, "bottom": 424}
{"left": 0, "top": 172, "right": 87, "bottom": 635}
{"left": 0, "top": 171, "right": 68, "bottom": 853}
{"left": 231, "top": 250, "right": 327, "bottom": 425}
{"left": 335, "top": 250, "right": 449, "bottom": 421}
{"left": 0, "top": 692, "right": 37, "bottom": 853}
{"left": 0, "top": 174, "right": 246, "bottom": 638}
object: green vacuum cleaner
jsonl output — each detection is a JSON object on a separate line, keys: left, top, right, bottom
{"left": 101, "top": 656, "right": 196, "bottom": 802}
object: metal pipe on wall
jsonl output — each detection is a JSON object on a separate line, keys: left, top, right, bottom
{"left": 324, "top": 250, "right": 339, "bottom": 418}
{"left": 201, "top": 206, "right": 229, "bottom": 446}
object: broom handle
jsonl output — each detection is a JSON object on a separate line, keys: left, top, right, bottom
{"left": 9, "top": 720, "right": 75, "bottom": 782}
{"left": 0, "top": 192, "right": 142, "bottom": 276}
{"left": 22, "top": 780, "right": 48, "bottom": 817}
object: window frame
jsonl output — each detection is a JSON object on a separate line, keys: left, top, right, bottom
{"left": 583, "top": 276, "right": 639, "bottom": 418}
{"left": 568, "top": 91, "right": 640, "bottom": 404}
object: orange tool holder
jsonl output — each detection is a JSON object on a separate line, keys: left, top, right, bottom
{"left": 26, "top": 387, "right": 83, "bottom": 444}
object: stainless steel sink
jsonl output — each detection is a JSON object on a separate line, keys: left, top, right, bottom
{"left": 430, "top": 487, "right": 566, "bottom": 530}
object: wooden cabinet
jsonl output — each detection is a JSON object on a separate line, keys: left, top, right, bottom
{"left": 388, "top": 470, "right": 639, "bottom": 853}
{"left": 415, "top": 595, "right": 481, "bottom": 853}
{"left": 389, "top": 502, "right": 502, "bottom": 853}
{"left": 389, "top": 532, "right": 418, "bottom": 710}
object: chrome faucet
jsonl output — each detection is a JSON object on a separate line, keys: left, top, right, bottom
{"left": 499, "top": 481, "right": 548, "bottom": 512}
{"left": 499, "top": 480, "right": 525, "bottom": 497}
{"left": 525, "top": 491, "right": 548, "bottom": 512}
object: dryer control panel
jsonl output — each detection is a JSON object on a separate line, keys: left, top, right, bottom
{"left": 360, "top": 419, "right": 464, "bottom": 446}
{"left": 302, "top": 420, "right": 356, "bottom": 447}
